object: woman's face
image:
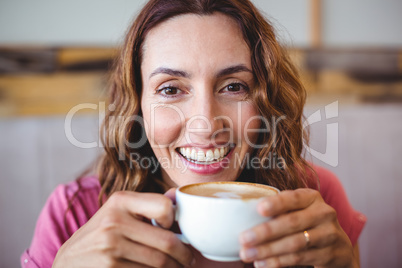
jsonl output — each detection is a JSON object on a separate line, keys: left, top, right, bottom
{"left": 141, "top": 13, "right": 261, "bottom": 187}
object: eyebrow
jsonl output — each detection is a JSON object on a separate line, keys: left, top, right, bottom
{"left": 149, "top": 67, "right": 190, "bottom": 79}
{"left": 216, "top": 64, "right": 253, "bottom": 78}
{"left": 149, "top": 64, "right": 253, "bottom": 80}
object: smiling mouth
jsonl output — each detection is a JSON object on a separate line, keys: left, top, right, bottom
{"left": 176, "top": 145, "right": 233, "bottom": 164}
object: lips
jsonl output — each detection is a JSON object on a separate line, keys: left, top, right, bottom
{"left": 177, "top": 145, "right": 231, "bottom": 164}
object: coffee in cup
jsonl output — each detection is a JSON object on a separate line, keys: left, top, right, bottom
{"left": 180, "top": 181, "right": 274, "bottom": 200}
{"left": 175, "top": 181, "right": 279, "bottom": 262}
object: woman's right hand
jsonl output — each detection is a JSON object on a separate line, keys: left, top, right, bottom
{"left": 52, "top": 191, "right": 194, "bottom": 268}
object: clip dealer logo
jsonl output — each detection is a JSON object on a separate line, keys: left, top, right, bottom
{"left": 64, "top": 101, "right": 340, "bottom": 167}
{"left": 303, "top": 101, "right": 339, "bottom": 167}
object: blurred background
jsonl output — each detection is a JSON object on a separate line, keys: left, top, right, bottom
{"left": 0, "top": 0, "right": 401, "bottom": 267}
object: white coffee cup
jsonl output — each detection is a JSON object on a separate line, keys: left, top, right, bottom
{"left": 174, "top": 181, "right": 279, "bottom": 262}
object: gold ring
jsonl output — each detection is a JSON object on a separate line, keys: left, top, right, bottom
{"left": 303, "top": 230, "right": 310, "bottom": 247}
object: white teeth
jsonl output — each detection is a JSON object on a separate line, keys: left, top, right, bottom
{"left": 191, "top": 149, "right": 197, "bottom": 159}
{"left": 205, "top": 150, "right": 214, "bottom": 161}
{"left": 178, "top": 146, "right": 231, "bottom": 162}
{"left": 214, "top": 148, "right": 220, "bottom": 159}
{"left": 197, "top": 151, "right": 205, "bottom": 161}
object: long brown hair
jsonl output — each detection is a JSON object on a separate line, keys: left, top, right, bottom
{"left": 97, "top": 0, "right": 314, "bottom": 204}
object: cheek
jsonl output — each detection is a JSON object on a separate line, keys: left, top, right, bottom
{"left": 238, "top": 104, "right": 261, "bottom": 144}
{"left": 143, "top": 105, "right": 184, "bottom": 146}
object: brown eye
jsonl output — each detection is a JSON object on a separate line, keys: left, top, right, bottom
{"left": 222, "top": 83, "right": 249, "bottom": 93}
{"left": 157, "top": 86, "right": 182, "bottom": 96}
{"left": 163, "top": 87, "right": 178, "bottom": 95}
{"left": 227, "top": 83, "right": 242, "bottom": 92}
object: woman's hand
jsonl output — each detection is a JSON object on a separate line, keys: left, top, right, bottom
{"left": 239, "top": 188, "right": 358, "bottom": 268}
{"left": 165, "top": 188, "right": 246, "bottom": 268}
{"left": 53, "top": 191, "right": 194, "bottom": 268}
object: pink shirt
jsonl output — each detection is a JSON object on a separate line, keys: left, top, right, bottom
{"left": 21, "top": 166, "right": 366, "bottom": 267}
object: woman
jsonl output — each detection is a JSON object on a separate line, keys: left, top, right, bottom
{"left": 22, "top": 0, "right": 366, "bottom": 267}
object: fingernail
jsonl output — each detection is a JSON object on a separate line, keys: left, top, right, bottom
{"left": 240, "top": 248, "right": 258, "bottom": 260}
{"left": 240, "top": 230, "right": 256, "bottom": 244}
{"left": 254, "top": 260, "right": 267, "bottom": 268}
{"left": 261, "top": 200, "right": 273, "bottom": 214}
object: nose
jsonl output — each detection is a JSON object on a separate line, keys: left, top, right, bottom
{"left": 185, "top": 89, "right": 225, "bottom": 141}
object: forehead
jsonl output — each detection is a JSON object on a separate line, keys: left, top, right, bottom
{"left": 141, "top": 13, "right": 251, "bottom": 73}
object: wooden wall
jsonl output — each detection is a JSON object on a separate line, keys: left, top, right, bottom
{"left": 0, "top": 47, "right": 116, "bottom": 116}
{"left": 1, "top": 47, "right": 401, "bottom": 117}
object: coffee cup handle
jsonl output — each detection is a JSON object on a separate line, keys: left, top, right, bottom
{"left": 151, "top": 206, "right": 190, "bottom": 245}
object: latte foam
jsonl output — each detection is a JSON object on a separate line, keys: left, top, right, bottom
{"left": 180, "top": 182, "right": 278, "bottom": 200}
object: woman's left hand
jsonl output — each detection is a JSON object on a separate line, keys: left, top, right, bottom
{"left": 239, "top": 188, "right": 358, "bottom": 268}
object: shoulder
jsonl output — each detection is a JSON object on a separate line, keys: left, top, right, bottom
{"left": 45, "top": 175, "right": 101, "bottom": 234}
{"left": 309, "top": 164, "right": 352, "bottom": 208}
{"left": 21, "top": 176, "right": 101, "bottom": 268}
{"left": 312, "top": 165, "right": 344, "bottom": 197}
{"left": 64, "top": 176, "right": 102, "bottom": 212}
{"left": 63, "top": 175, "right": 102, "bottom": 199}
{"left": 311, "top": 165, "right": 356, "bottom": 209}
{"left": 309, "top": 165, "right": 366, "bottom": 245}
{"left": 44, "top": 176, "right": 101, "bottom": 226}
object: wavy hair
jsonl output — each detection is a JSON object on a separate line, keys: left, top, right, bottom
{"left": 97, "top": 0, "right": 315, "bottom": 204}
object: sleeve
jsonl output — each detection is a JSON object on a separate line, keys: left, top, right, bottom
{"left": 314, "top": 165, "right": 366, "bottom": 246}
{"left": 21, "top": 177, "right": 101, "bottom": 267}
{"left": 20, "top": 184, "right": 72, "bottom": 268}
